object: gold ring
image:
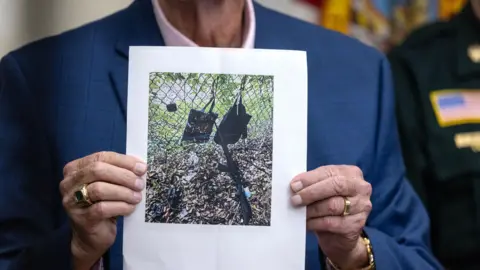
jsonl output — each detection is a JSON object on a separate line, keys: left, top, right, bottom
{"left": 74, "top": 184, "right": 93, "bottom": 207}
{"left": 342, "top": 197, "right": 351, "bottom": 216}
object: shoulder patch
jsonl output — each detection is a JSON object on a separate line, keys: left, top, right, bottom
{"left": 430, "top": 89, "right": 480, "bottom": 127}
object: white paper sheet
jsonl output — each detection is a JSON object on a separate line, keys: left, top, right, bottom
{"left": 124, "top": 46, "right": 308, "bottom": 270}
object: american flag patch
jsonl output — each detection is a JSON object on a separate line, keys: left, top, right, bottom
{"left": 430, "top": 90, "right": 480, "bottom": 127}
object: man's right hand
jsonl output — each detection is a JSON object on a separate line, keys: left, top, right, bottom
{"left": 59, "top": 151, "right": 147, "bottom": 270}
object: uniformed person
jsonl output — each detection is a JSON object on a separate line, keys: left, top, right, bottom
{"left": 388, "top": 1, "right": 480, "bottom": 269}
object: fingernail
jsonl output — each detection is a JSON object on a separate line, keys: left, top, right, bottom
{"left": 291, "top": 181, "right": 303, "bottom": 192}
{"left": 134, "top": 162, "right": 147, "bottom": 175}
{"left": 133, "top": 192, "right": 142, "bottom": 201}
{"left": 291, "top": 195, "right": 302, "bottom": 206}
{"left": 135, "top": 179, "right": 144, "bottom": 190}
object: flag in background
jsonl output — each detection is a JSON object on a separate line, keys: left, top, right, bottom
{"left": 298, "top": 0, "right": 467, "bottom": 52}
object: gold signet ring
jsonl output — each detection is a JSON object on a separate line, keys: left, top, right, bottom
{"left": 74, "top": 184, "right": 93, "bottom": 207}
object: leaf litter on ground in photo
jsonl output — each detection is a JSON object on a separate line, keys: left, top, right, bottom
{"left": 145, "top": 133, "right": 272, "bottom": 226}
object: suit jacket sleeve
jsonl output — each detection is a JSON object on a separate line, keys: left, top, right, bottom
{"left": 362, "top": 57, "right": 442, "bottom": 269}
{"left": 0, "top": 54, "right": 72, "bottom": 269}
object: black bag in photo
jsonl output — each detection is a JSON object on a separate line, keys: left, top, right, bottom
{"left": 181, "top": 96, "right": 218, "bottom": 143}
{"left": 214, "top": 94, "right": 252, "bottom": 145}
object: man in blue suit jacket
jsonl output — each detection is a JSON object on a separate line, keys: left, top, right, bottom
{"left": 0, "top": 0, "right": 442, "bottom": 269}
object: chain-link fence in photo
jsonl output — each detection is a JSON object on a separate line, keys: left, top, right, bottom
{"left": 146, "top": 72, "right": 274, "bottom": 226}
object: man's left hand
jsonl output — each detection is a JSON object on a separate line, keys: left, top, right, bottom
{"left": 290, "top": 165, "right": 373, "bottom": 269}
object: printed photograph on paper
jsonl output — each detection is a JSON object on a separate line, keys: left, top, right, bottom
{"left": 145, "top": 72, "right": 273, "bottom": 226}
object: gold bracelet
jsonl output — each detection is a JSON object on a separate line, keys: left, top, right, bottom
{"left": 326, "top": 235, "right": 375, "bottom": 270}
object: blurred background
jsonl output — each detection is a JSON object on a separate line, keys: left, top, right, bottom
{"left": 0, "top": 0, "right": 467, "bottom": 57}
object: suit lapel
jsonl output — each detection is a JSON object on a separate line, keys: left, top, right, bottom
{"left": 109, "top": 0, "right": 165, "bottom": 122}
{"left": 107, "top": 3, "right": 164, "bottom": 267}
{"left": 254, "top": 3, "right": 323, "bottom": 268}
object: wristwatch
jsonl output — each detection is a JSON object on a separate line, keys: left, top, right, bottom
{"left": 326, "top": 233, "right": 375, "bottom": 270}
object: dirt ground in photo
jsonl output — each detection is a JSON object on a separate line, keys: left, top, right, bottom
{"left": 145, "top": 132, "right": 272, "bottom": 226}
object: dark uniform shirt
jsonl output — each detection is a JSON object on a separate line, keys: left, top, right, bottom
{"left": 388, "top": 3, "right": 480, "bottom": 270}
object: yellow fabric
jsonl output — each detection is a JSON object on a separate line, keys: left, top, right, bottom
{"left": 439, "top": 0, "right": 467, "bottom": 20}
{"left": 320, "top": 0, "right": 351, "bottom": 35}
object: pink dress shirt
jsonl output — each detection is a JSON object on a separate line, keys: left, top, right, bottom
{"left": 151, "top": 0, "right": 256, "bottom": 48}
{"left": 92, "top": 1, "right": 256, "bottom": 269}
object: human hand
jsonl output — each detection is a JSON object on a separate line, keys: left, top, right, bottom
{"left": 59, "top": 151, "right": 147, "bottom": 270}
{"left": 290, "top": 165, "right": 372, "bottom": 269}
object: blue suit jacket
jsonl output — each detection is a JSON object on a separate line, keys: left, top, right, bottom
{"left": 0, "top": 0, "right": 442, "bottom": 269}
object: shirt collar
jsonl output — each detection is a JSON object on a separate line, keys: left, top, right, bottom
{"left": 151, "top": 0, "right": 255, "bottom": 48}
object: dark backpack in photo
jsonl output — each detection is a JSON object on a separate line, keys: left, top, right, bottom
{"left": 214, "top": 95, "right": 252, "bottom": 145}
{"left": 182, "top": 96, "right": 218, "bottom": 143}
